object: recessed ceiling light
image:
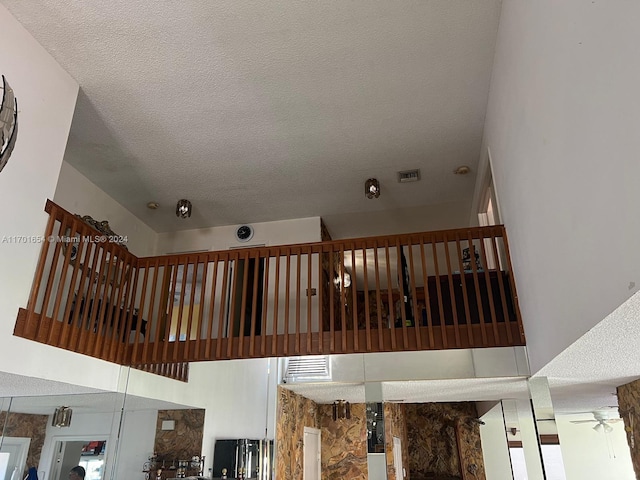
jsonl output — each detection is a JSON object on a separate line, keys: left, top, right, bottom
{"left": 147, "top": 201, "right": 159, "bottom": 210}
{"left": 453, "top": 165, "right": 470, "bottom": 175}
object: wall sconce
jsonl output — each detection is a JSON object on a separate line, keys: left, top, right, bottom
{"left": 52, "top": 406, "right": 73, "bottom": 427}
{"left": 365, "top": 178, "right": 380, "bottom": 199}
{"left": 333, "top": 270, "right": 352, "bottom": 290}
{"left": 176, "top": 199, "right": 192, "bottom": 219}
{"left": 332, "top": 400, "right": 351, "bottom": 421}
{"left": 0, "top": 75, "right": 19, "bottom": 174}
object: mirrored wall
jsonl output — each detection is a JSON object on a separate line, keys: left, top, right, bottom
{"left": 2, "top": 355, "right": 637, "bottom": 480}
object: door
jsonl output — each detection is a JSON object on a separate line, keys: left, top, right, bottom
{"left": 51, "top": 441, "right": 85, "bottom": 480}
{"left": 393, "top": 436, "right": 404, "bottom": 480}
{"left": 0, "top": 437, "right": 30, "bottom": 480}
{"left": 303, "top": 427, "right": 321, "bottom": 480}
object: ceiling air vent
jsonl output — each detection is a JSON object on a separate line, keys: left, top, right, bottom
{"left": 398, "top": 169, "right": 421, "bottom": 183}
{"left": 283, "top": 356, "right": 331, "bottom": 383}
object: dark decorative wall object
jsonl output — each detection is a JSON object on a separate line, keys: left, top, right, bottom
{"left": 0, "top": 411, "right": 48, "bottom": 477}
{"left": 154, "top": 409, "right": 205, "bottom": 461}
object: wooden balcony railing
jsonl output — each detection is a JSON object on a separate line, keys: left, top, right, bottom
{"left": 14, "top": 200, "right": 525, "bottom": 378}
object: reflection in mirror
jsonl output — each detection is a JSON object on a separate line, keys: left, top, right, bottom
{"left": 275, "top": 353, "right": 366, "bottom": 480}
{"left": 528, "top": 377, "right": 567, "bottom": 479}
{"left": 0, "top": 392, "right": 126, "bottom": 480}
{"left": 364, "top": 382, "right": 386, "bottom": 480}
{"left": 120, "top": 358, "right": 277, "bottom": 480}
{"left": 502, "top": 398, "right": 545, "bottom": 480}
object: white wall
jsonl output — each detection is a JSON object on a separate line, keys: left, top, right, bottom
{"left": 556, "top": 416, "right": 634, "bottom": 480}
{"left": 122, "top": 358, "right": 278, "bottom": 476}
{"left": 54, "top": 162, "right": 159, "bottom": 257}
{"left": 114, "top": 410, "right": 157, "bottom": 480}
{"left": 480, "top": 0, "right": 640, "bottom": 373}
{"left": 478, "top": 402, "right": 513, "bottom": 480}
{"left": 0, "top": 5, "right": 123, "bottom": 392}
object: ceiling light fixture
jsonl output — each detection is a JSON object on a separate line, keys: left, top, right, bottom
{"left": 365, "top": 178, "right": 380, "bottom": 199}
{"left": 453, "top": 165, "right": 470, "bottom": 175}
{"left": 52, "top": 406, "right": 73, "bottom": 428}
{"left": 176, "top": 199, "right": 192, "bottom": 219}
{"left": 0, "top": 75, "right": 19, "bottom": 174}
{"left": 147, "top": 201, "right": 159, "bottom": 210}
{"left": 333, "top": 270, "right": 352, "bottom": 290}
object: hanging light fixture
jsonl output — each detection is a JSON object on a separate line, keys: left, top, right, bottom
{"left": 332, "top": 400, "right": 351, "bottom": 421}
{"left": 52, "top": 406, "right": 73, "bottom": 427}
{"left": 176, "top": 199, "right": 192, "bottom": 219}
{"left": 365, "top": 178, "right": 380, "bottom": 199}
{"left": 0, "top": 75, "right": 19, "bottom": 174}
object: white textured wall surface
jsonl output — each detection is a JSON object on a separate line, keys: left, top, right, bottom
{"left": 54, "top": 162, "right": 159, "bottom": 257}
{"left": 0, "top": 5, "right": 123, "bottom": 392}
{"left": 481, "top": 0, "right": 640, "bottom": 373}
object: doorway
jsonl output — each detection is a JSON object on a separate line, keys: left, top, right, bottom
{"left": 0, "top": 437, "right": 30, "bottom": 480}
{"left": 50, "top": 439, "right": 106, "bottom": 480}
{"left": 303, "top": 427, "right": 321, "bottom": 480}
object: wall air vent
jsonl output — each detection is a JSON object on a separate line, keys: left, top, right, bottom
{"left": 398, "top": 169, "right": 421, "bottom": 183}
{"left": 283, "top": 356, "right": 331, "bottom": 383}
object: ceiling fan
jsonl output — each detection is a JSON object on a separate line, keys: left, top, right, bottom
{"left": 570, "top": 411, "right": 622, "bottom": 433}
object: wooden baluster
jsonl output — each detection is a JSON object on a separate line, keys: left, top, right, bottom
{"left": 295, "top": 248, "right": 301, "bottom": 354}
{"left": 151, "top": 257, "right": 170, "bottom": 362}
{"left": 162, "top": 261, "right": 180, "bottom": 363}
{"left": 237, "top": 251, "right": 250, "bottom": 358}
{"left": 306, "top": 247, "right": 313, "bottom": 354}
{"left": 173, "top": 256, "right": 190, "bottom": 362}
{"left": 109, "top": 254, "right": 134, "bottom": 362}
{"left": 184, "top": 256, "right": 200, "bottom": 360}
{"left": 467, "top": 232, "right": 488, "bottom": 346}
{"left": 351, "top": 244, "right": 359, "bottom": 352}
{"left": 406, "top": 239, "right": 422, "bottom": 350}
{"left": 373, "top": 242, "right": 385, "bottom": 351}
{"left": 118, "top": 257, "right": 139, "bottom": 364}
{"left": 76, "top": 237, "right": 103, "bottom": 353}
{"left": 384, "top": 240, "right": 397, "bottom": 351}
{"left": 316, "top": 245, "right": 324, "bottom": 354}
{"left": 40, "top": 215, "right": 69, "bottom": 343}
{"left": 453, "top": 234, "right": 474, "bottom": 346}
{"left": 443, "top": 239, "right": 461, "bottom": 348}
{"left": 59, "top": 221, "right": 85, "bottom": 349}
{"left": 271, "top": 251, "right": 281, "bottom": 356}
{"left": 283, "top": 253, "right": 291, "bottom": 356}
{"left": 261, "top": 250, "right": 271, "bottom": 356}
{"left": 69, "top": 236, "right": 94, "bottom": 351}
{"left": 138, "top": 258, "right": 158, "bottom": 363}
{"left": 127, "top": 258, "right": 148, "bottom": 363}
{"left": 489, "top": 232, "right": 512, "bottom": 344}
{"left": 362, "top": 245, "right": 371, "bottom": 352}
{"left": 498, "top": 227, "right": 523, "bottom": 344}
{"left": 215, "top": 256, "right": 230, "bottom": 360}
{"left": 339, "top": 246, "right": 347, "bottom": 353}
{"left": 328, "top": 249, "right": 335, "bottom": 353}
{"left": 202, "top": 257, "right": 215, "bottom": 360}
{"left": 395, "top": 239, "right": 409, "bottom": 350}
{"left": 226, "top": 252, "right": 240, "bottom": 359}
{"left": 249, "top": 250, "right": 261, "bottom": 357}
{"left": 419, "top": 238, "right": 435, "bottom": 349}
{"left": 94, "top": 242, "right": 119, "bottom": 359}
{"left": 24, "top": 203, "right": 58, "bottom": 336}
{"left": 476, "top": 231, "right": 499, "bottom": 345}
{"left": 431, "top": 240, "right": 448, "bottom": 349}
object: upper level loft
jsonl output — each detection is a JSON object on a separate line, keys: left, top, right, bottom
{"left": 14, "top": 200, "right": 525, "bottom": 381}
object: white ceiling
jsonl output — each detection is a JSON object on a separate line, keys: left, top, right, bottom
{"left": 0, "top": 0, "right": 501, "bottom": 233}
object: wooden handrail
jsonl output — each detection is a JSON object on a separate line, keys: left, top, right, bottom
{"left": 14, "top": 200, "right": 526, "bottom": 379}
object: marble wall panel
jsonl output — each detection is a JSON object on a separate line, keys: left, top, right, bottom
{"left": 318, "top": 403, "right": 367, "bottom": 480}
{"left": 154, "top": 409, "right": 205, "bottom": 462}
{"left": 617, "top": 379, "right": 640, "bottom": 477}
{"left": 0, "top": 411, "right": 48, "bottom": 477}
{"left": 384, "top": 402, "right": 410, "bottom": 480}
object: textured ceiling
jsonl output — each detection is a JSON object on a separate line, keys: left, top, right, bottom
{"left": 1, "top": 0, "right": 502, "bottom": 233}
